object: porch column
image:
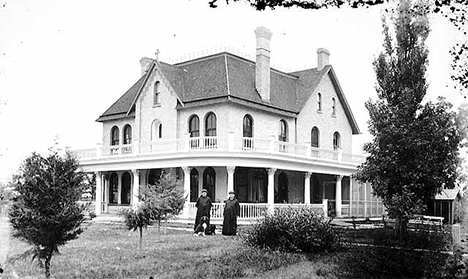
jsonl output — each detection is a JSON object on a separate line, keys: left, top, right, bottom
{"left": 95, "top": 171, "right": 102, "bottom": 216}
{"left": 267, "top": 168, "right": 276, "bottom": 212}
{"left": 227, "top": 166, "right": 235, "bottom": 194}
{"left": 103, "top": 174, "right": 109, "bottom": 213}
{"left": 117, "top": 172, "right": 122, "bottom": 204}
{"left": 304, "top": 172, "right": 312, "bottom": 204}
{"left": 335, "top": 175, "right": 343, "bottom": 217}
{"left": 182, "top": 167, "right": 191, "bottom": 219}
{"left": 132, "top": 169, "right": 140, "bottom": 209}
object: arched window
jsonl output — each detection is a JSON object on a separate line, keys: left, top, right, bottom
{"left": 203, "top": 167, "right": 216, "bottom": 201}
{"left": 317, "top": 93, "right": 322, "bottom": 112}
{"left": 158, "top": 123, "right": 162, "bottom": 139}
{"left": 109, "top": 173, "right": 118, "bottom": 204}
{"left": 332, "top": 97, "right": 336, "bottom": 116}
{"left": 188, "top": 115, "right": 200, "bottom": 137}
{"left": 121, "top": 172, "right": 131, "bottom": 204}
{"left": 153, "top": 81, "right": 160, "bottom": 106}
{"left": 243, "top": 115, "right": 253, "bottom": 137}
{"left": 111, "top": 126, "right": 119, "bottom": 146}
{"left": 311, "top": 126, "right": 319, "bottom": 148}
{"left": 279, "top": 120, "right": 288, "bottom": 142}
{"left": 275, "top": 172, "right": 289, "bottom": 203}
{"left": 205, "top": 112, "right": 217, "bottom": 137}
{"left": 190, "top": 168, "right": 199, "bottom": 202}
{"left": 333, "top": 132, "right": 341, "bottom": 150}
{"left": 123, "top": 125, "right": 132, "bottom": 145}
{"left": 243, "top": 114, "right": 253, "bottom": 148}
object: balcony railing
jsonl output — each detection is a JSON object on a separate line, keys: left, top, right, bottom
{"left": 74, "top": 134, "right": 367, "bottom": 165}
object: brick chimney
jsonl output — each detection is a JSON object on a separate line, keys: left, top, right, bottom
{"left": 139, "top": 57, "right": 153, "bottom": 76}
{"left": 255, "top": 26, "right": 272, "bottom": 102}
{"left": 317, "top": 48, "right": 330, "bottom": 71}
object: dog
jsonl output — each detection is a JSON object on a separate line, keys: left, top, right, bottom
{"left": 194, "top": 216, "right": 216, "bottom": 236}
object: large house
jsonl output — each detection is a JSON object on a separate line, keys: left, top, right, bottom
{"left": 75, "top": 26, "right": 384, "bottom": 220}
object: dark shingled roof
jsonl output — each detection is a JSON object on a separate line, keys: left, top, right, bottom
{"left": 96, "top": 74, "right": 147, "bottom": 121}
{"left": 96, "top": 52, "right": 360, "bottom": 134}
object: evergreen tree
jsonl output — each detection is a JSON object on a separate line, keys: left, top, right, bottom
{"left": 356, "top": 0, "right": 463, "bottom": 237}
{"left": 9, "top": 151, "right": 87, "bottom": 278}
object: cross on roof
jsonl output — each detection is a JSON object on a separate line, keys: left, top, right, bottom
{"left": 155, "top": 49, "right": 160, "bottom": 61}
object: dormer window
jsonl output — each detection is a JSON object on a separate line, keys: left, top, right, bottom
{"left": 153, "top": 81, "right": 161, "bottom": 106}
{"left": 317, "top": 93, "right": 322, "bottom": 112}
{"left": 332, "top": 97, "right": 336, "bottom": 116}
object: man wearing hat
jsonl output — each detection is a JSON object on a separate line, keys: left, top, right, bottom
{"left": 194, "top": 189, "right": 212, "bottom": 231}
{"left": 222, "top": 190, "right": 240, "bottom": 235}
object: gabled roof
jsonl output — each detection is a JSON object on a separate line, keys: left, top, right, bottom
{"left": 97, "top": 52, "right": 361, "bottom": 135}
{"left": 434, "top": 189, "right": 460, "bottom": 200}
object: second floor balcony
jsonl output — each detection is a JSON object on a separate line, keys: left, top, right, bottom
{"left": 74, "top": 133, "right": 366, "bottom": 166}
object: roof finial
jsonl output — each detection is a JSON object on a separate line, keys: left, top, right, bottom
{"left": 155, "top": 49, "right": 160, "bottom": 61}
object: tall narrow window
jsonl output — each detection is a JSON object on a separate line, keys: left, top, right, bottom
{"left": 190, "top": 168, "right": 199, "bottom": 202}
{"left": 111, "top": 126, "right": 119, "bottom": 146}
{"left": 243, "top": 114, "right": 253, "bottom": 149}
{"left": 109, "top": 173, "right": 118, "bottom": 204}
{"left": 311, "top": 127, "right": 319, "bottom": 148}
{"left": 332, "top": 97, "right": 336, "bottom": 116}
{"left": 121, "top": 172, "right": 131, "bottom": 204}
{"left": 158, "top": 124, "right": 162, "bottom": 138}
{"left": 188, "top": 115, "right": 200, "bottom": 137}
{"left": 153, "top": 81, "right": 160, "bottom": 106}
{"left": 205, "top": 112, "right": 217, "bottom": 137}
{"left": 205, "top": 112, "right": 217, "bottom": 147}
{"left": 279, "top": 120, "right": 288, "bottom": 142}
{"left": 123, "top": 125, "right": 132, "bottom": 144}
{"left": 243, "top": 115, "right": 253, "bottom": 137}
{"left": 203, "top": 167, "right": 216, "bottom": 201}
{"left": 333, "top": 132, "right": 341, "bottom": 150}
{"left": 317, "top": 93, "right": 322, "bottom": 112}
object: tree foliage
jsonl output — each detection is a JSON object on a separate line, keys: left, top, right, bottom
{"left": 121, "top": 171, "right": 186, "bottom": 249}
{"left": 208, "top": 0, "right": 468, "bottom": 98}
{"left": 355, "top": 0, "right": 463, "bottom": 236}
{"left": 141, "top": 171, "right": 186, "bottom": 229}
{"left": 9, "top": 151, "right": 87, "bottom": 278}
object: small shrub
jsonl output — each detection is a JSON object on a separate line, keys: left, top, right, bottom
{"left": 241, "top": 206, "right": 339, "bottom": 253}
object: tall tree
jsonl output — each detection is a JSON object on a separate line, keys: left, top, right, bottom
{"left": 356, "top": 0, "right": 463, "bottom": 237}
{"left": 9, "top": 151, "right": 87, "bottom": 278}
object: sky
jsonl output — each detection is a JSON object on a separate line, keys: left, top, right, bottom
{"left": 0, "top": 0, "right": 465, "bottom": 183}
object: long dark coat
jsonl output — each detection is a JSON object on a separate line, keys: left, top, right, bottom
{"left": 194, "top": 196, "right": 212, "bottom": 230}
{"left": 222, "top": 198, "right": 240, "bottom": 235}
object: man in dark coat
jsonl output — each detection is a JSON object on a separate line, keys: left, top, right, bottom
{"left": 222, "top": 191, "right": 240, "bottom": 235}
{"left": 194, "top": 189, "right": 212, "bottom": 231}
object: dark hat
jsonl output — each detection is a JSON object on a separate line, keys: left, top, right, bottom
{"left": 228, "top": 191, "right": 235, "bottom": 194}
{"left": 201, "top": 189, "right": 208, "bottom": 193}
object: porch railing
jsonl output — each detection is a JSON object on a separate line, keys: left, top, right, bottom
{"left": 187, "top": 202, "right": 326, "bottom": 220}
{"left": 74, "top": 135, "right": 367, "bottom": 165}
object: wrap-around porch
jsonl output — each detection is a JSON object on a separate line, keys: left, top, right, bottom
{"left": 94, "top": 166, "right": 384, "bottom": 219}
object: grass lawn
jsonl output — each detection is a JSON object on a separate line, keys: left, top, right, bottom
{"left": 4, "top": 222, "right": 337, "bottom": 279}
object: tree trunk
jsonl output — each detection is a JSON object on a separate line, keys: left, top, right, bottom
{"left": 44, "top": 252, "right": 53, "bottom": 279}
{"left": 394, "top": 215, "right": 409, "bottom": 243}
{"left": 139, "top": 226, "right": 143, "bottom": 250}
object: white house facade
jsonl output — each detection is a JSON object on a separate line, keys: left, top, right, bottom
{"left": 75, "top": 26, "right": 384, "bottom": 220}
